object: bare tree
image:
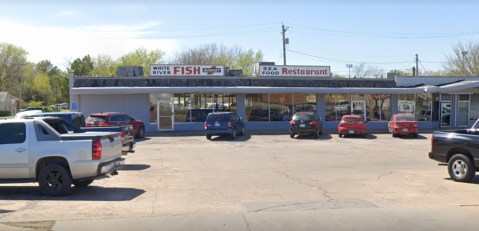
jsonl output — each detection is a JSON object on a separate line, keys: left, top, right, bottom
{"left": 171, "top": 43, "right": 263, "bottom": 76}
{"left": 352, "top": 63, "right": 385, "bottom": 78}
{"left": 445, "top": 41, "right": 479, "bottom": 76}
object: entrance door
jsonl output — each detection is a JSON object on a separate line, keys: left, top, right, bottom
{"left": 157, "top": 101, "right": 173, "bottom": 130}
{"left": 351, "top": 101, "right": 366, "bottom": 119}
{"left": 440, "top": 101, "right": 451, "bottom": 127}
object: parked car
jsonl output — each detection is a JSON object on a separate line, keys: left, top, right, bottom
{"left": 204, "top": 112, "right": 245, "bottom": 140}
{"left": 0, "top": 117, "right": 125, "bottom": 196}
{"left": 86, "top": 112, "right": 145, "bottom": 139}
{"left": 388, "top": 113, "right": 418, "bottom": 138}
{"left": 338, "top": 114, "right": 368, "bottom": 138}
{"left": 289, "top": 112, "right": 322, "bottom": 138}
{"left": 30, "top": 112, "right": 135, "bottom": 155}
{"left": 429, "top": 118, "right": 479, "bottom": 182}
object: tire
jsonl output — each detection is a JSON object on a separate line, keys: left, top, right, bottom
{"left": 338, "top": 134, "right": 343, "bottom": 138}
{"left": 231, "top": 129, "right": 236, "bottom": 140}
{"left": 448, "top": 154, "right": 475, "bottom": 182}
{"left": 72, "top": 179, "right": 94, "bottom": 188}
{"left": 206, "top": 134, "right": 212, "bottom": 140}
{"left": 318, "top": 127, "right": 323, "bottom": 135}
{"left": 315, "top": 129, "right": 320, "bottom": 138}
{"left": 392, "top": 132, "right": 397, "bottom": 138}
{"left": 362, "top": 133, "right": 367, "bottom": 138}
{"left": 413, "top": 133, "right": 418, "bottom": 138}
{"left": 290, "top": 133, "right": 295, "bottom": 138}
{"left": 240, "top": 127, "right": 245, "bottom": 136}
{"left": 136, "top": 126, "right": 145, "bottom": 139}
{"left": 38, "top": 164, "right": 72, "bottom": 196}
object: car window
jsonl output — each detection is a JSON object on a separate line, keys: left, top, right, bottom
{"left": 343, "top": 117, "right": 361, "bottom": 122}
{"left": 293, "top": 113, "right": 314, "bottom": 121}
{"left": 86, "top": 115, "right": 106, "bottom": 123}
{"left": 110, "top": 115, "right": 121, "bottom": 122}
{"left": 396, "top": 116, "right": 415, "bottom": 121}
{"left": 207, "top": 114, "right": 227, "bottom": 122}
{"left": 0, "top": 123, "right": 26, "bottom": 144}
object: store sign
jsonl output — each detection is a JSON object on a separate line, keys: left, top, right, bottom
{"left": 150, "top": 64, "right": 225, "bottom": 76}
{"left": 258, "top": 65, "right": 331, "bottom": 77}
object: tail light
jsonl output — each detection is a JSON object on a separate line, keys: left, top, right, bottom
{"left": 310, "top": 121, "right": 317, "bottom": 126}
{"left": 204, "top": 122, "right": 208, "bottom": 128}
{"left": 92, "top": 140, "right": 102, "bottom": 160}
{"left": 290, "top": 120, "right": 296, "bottom": 125}
{"left": 227, "top": 122, "right": 232, "bottom": 128}
{"left": 431, "top": 136, "right": 434, "bottom": 150}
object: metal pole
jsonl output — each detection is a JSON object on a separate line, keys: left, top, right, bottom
{"left": 282, "top": 24, "right": 288, "bottom": 65}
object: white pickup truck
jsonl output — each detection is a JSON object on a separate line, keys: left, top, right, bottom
{"left": 0, "top": 118, "right": 125, "bottom": 196}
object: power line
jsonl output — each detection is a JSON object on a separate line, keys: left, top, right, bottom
{"left": 287, "top": 49, "right": 413, "bottom": 65}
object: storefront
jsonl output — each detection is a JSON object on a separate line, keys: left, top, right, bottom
{"left": 70, "top": 65, "right": 479, "bottom": 132}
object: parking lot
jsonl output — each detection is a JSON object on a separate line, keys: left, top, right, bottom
{"left": 1, "top": 133, "right": 479, "bottom": 230}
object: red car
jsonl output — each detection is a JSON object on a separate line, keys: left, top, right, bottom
{"left": 86, "top": 112, "right": 145, "bottom": 138}
{"left": 338, "top": 115, "right": 368, "bottom": 138}
{"left": 388, "top": 113, "right": 418, "bottom": 138}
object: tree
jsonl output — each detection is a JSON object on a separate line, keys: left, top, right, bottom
{"left": 352, "top": 63, "right": 385, "bottom": 78}
{"left": 92, "top": 55, "right": 118, "bottom": 77}
{"left": 388, "top": 69, "right": 411, "bottom": 77}
{"left": 0, "top": 42, "right": 28, "bottom": 96}
{"left": 119, "top": 48, "right": 164, "bottom": 76}
{"left": 68, "top": 55, "right": 94, "bottom": 76}
{"left": 171, "top": 43, "right": 263, "bottom": 76}
{"left": 445, "top": 41, "right": 479, "bottom": 76}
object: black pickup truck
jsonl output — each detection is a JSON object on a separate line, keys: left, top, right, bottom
{"left": 30, "top": 112, "right": 135, "bottom": 155}
{"left": 429, "top": 119, "right": 479, "bottom": 182}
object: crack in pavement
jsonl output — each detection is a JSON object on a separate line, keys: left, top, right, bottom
{"left": 275, "top": 170, "right": 333, "bottom": 202}
{"left": 242, "top": 213, "right": 251, "bottom": 231}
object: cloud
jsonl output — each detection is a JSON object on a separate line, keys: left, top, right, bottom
{"left": 0, "top": 19, "right": 178, "bottom": 70}
{"left": 56, "top": 10, "right": 77, "bottom": 17}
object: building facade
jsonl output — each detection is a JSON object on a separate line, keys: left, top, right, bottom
{"left": 69, "top": 65, "right": 479, "bottom": 133}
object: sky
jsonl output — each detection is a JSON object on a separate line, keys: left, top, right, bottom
{"left": 1, "top": 0, "right": 479, "bottom": 76}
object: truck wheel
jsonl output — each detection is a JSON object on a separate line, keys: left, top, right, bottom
{"left": 38, "top": 164, "right": 72, "bottom": 196}
{"left": 290, "top": 133, "right": 295, "bottom": 138}
{"left": 73, "top": 179, "right": 94, "bottom": 188}
{"left": 206, "top": 134, "right": 212, "bottom": 140}
{"left": 448, "top": 154, "right": 475, "bottom": 182}
{"left": 231, "top": 129, "right": 236, "bottom": 140}
{"left": 136, "top": 127, "right": 145, "bottom": 139}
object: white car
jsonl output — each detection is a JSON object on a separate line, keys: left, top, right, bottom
{"left": 15, "top": 110, "right": 42, "bottom": 118}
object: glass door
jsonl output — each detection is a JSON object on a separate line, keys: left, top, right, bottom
{"left": 457, "top": 94, "right": 470, "bottom": 127}
{"left": 351, "top": 101, "right": 366, "bottom": 120}
{"left": 440, "top": 101, "right": 451, "bottom": 127}
{"left": 157, "top": 100, "right": 173, "bottom": 130}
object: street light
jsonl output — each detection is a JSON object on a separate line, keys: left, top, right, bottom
{"left": 346, "top": 64, "right": 353, "bottom": 78}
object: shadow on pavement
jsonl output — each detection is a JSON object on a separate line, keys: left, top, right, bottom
{"left": 0, "top": 186, "right": 145, "bottom": 201}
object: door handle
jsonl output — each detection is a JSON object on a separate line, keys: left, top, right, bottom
{"left": 15, "top": 147, "right": 27, "bottom": 153}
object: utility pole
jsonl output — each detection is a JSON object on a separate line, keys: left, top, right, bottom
{"left": 282, "top": 23, "right": 289, "bottom": 65}
{"left": 415, "top": 54, "right": 419, "bottom": 76}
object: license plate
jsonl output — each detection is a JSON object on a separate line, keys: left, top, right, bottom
{"left": 402, "top": 128, "right": 408, "bottom": 132}
{"left": 299, "top": 124, "right": 305, "bottom": 128}
{"left": 214, "top": 122, "right": 220, "bottom": 127}
{"left": 348, "top": 130, "right": 354, "bottom": 134}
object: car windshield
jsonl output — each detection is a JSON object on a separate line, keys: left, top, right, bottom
{"left": 396, "top": 116, "right": 415, "bottom": 121}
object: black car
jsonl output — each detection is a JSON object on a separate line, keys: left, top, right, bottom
{"left": 289, "top": 112, "right": 323, "bottom": 138}
{"left": 204, "top": 112, "right": 245, "bottom": 140}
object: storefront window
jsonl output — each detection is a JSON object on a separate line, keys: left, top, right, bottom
{"left": 326, "top": 94, "right": 350, "bottom": 121}
{"left": 397, "top": 94, "right": 415, "bottom": 114}
{"left": 246, "top": 94, "right": 270, "bottom": 121}
{"left": 415, "top": 93, "right": 432, "bottom": 121}
{"left": 470, "top": 94, "right": 479, "bottom": 122}
{"left": 270, "top": 94, "right": 293, "bottom": 121}
{"left": 366, "top": 94, "right": 391, "bottom": 122}
{"left": 172, "top": 93, "right": 236, "bottom": 122}
{"left": 293, "top": 94, "right": 316, "bottom": 113}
